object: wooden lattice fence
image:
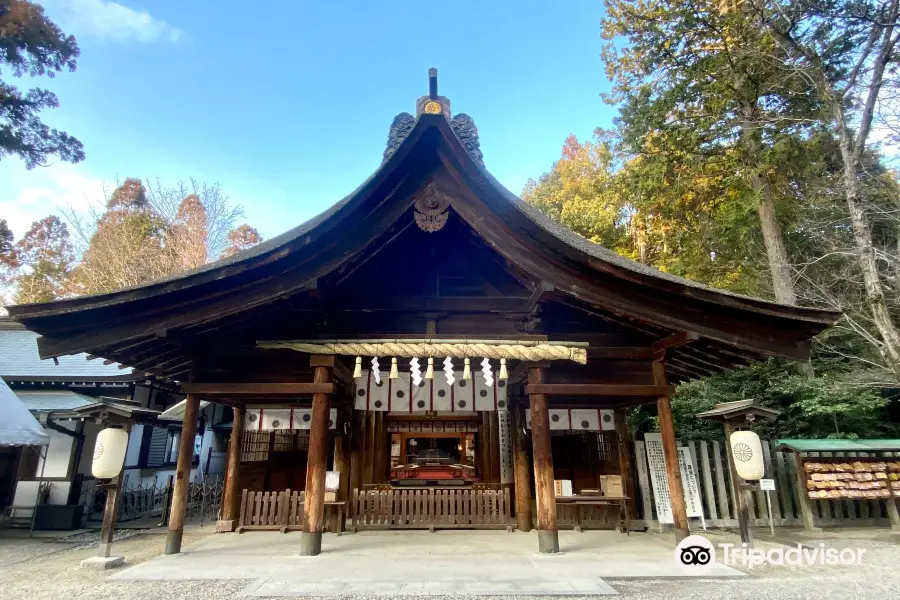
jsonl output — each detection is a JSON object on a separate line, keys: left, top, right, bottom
{"left": 351, "top": 487, "right": 513, "bottom": 530}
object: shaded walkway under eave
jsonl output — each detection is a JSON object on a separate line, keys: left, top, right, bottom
{"left": 107, "top": 529, "right": 743, "bottom": 596}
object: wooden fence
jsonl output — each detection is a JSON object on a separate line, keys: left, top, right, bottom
{"left": 237, "top": 489, "right": 306, "bottom": 532}
{"left": 350, "top": 487, "right": 513, "bottom": 530}
{"left": 635, "top": 439, "right": 898, "bottom": 528}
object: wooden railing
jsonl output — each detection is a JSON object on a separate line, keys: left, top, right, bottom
{"left": 350, "top": 487, "right": 513, "bottom": 530}
{"left": 237, "top": 489, "right": 305, "bottom": 532}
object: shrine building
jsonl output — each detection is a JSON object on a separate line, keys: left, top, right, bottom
{"left": 7, "top": 70, "right": 839, "bottom": 556}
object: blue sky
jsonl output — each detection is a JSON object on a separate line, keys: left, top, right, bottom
{"left": 0, "top": 0, "right": 615, "bottom": 242}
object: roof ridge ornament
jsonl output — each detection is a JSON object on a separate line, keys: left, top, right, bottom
{"left": 414, "top": 185, "right": 449, "bottom": 233}
{"left": 382, "top": 69, "right": 485, "bottom": 166}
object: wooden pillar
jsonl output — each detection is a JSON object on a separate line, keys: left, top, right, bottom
{"left": 614, "top": 408, "right": 637, "bottom": 523}
{"left": 513, "top": 405, "right": 533, "bottom": 532}
{"left": 333, "top": 430, "right": 349, "bottom": 501}
{"left": 97, "top": 422, "right": 130, "bottom": 558}
{"left": 528, "top": 365, "right": 558, "bottom": 553}
{"left": 489, "top": 411, "right": 501, "bottom": 484}
{"left": 218, "top": 405, "right": 244, "bottom": 532}
{"left": 653, "top": 358, "right": 689, "bottom": 543}
{"left": 363, "top": 411, "right": 375, "bottom": 485}
{"left": 349, "top": 410, "right": 363, "bottom": 493}
{"left": 792, "top": 452, "right": 822, "bottom": 532}
{"left": 481, "top": 412, "right": 493, "bottom": 483}
{"left": 300, "top": 363, "right": 333, "bottom": 556}
{"left": 723, "top": 419, "right": 753, "bottom": 545}
{"left": 374, "top": 411, "right": 386, "bottom": 483}
{"left": 165, "top": 395, "right": 200, "bottom": 555}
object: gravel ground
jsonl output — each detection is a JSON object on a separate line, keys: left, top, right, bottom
{"left": 0, "top": 528, "right": 897, "bottom": 599}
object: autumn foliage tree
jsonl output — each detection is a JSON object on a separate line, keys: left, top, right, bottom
{"left": 12, "top": 215, "right": 74, "bottom": 303}
{"left": 222, "top": 224, "right": 263, "bottom": 259}
{"left": 0, "top": 0, "right": 84, "bottom": 168}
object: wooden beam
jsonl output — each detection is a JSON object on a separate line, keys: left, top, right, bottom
{"left": 526, "top": 281, "right": 555, "bottom": 312}
{"left": 651, "top": 331, "right": 699, "bottom": 355}
{"left": 180, "top": 383, "right": 334, "bottom": 395}
{"left": 328, "top": 296, "right": 532, "bottom": 313}
{"left": 586, "top": 347, "right": 654, "bottom": 360}
{"left": 524, "top": 383, "right": 674, "bottom": 397}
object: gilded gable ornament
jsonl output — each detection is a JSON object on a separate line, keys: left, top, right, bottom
{"left": 414, "top": 187, "right": 450, "bottom": 233}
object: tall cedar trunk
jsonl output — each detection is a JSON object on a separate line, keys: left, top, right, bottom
{"left": 739, "top": 102, "right": 798, "bottom": 306}
{"left": 833, "top": 104, "right": 900, "bottom": 381}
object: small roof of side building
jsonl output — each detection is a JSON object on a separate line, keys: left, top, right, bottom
{"left": 0, "top": 318, "right": 137, "bottom": 382}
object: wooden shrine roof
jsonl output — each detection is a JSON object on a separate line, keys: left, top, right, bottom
{"left": 7, "top": 91, "right": 839, "bottom": 384}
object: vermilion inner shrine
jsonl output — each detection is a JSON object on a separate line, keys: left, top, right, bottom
{"left": 7, "top": 70, "right": 838, "bottom": 555}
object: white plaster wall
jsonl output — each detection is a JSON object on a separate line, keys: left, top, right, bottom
{"left": 35, "top": 424, "right": 74, "bottom": 478}
{"left": 124, "top": 424, "right": 144, "bottom": 467}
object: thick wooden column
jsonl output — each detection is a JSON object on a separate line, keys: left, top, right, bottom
{"left": 349, "top": 410, "right": 363, "bottom": 493}
{"left": 513, "top": 405, "right": 533, "bottom": 532}
{"left": 165, "top": 395, "right": 200, "bottom": 555}
{"left": 489, "top": 411, "right": 501, "bottom": 484}
{"left": 528, "top": 365, "right": 558, "bottom": 553}
{"left": 652, "top": 358, "right": 689, "bottom": 543}
{"left": 218, "top": 405, "right": 244, "bottom": 532}
{"left": 614, "top": 408, "right": 637, "bottom": 523}
{"left": 300, "top": 363, "right": 333, "bottom": 556}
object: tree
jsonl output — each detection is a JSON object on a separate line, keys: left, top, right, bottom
{"left": 165, "top": 194, "right": 208, "bottom": 271}
{"left": 67, "top": 178, "right": 169, "bottom": 295}
{"left": 146, "top": 179, "right": 244, "bottom": 261}
{"left": 600, "top": 0, "right": 826, "bottom": 305}
{"left": 221, "top": 224, "right": 263, "bottom": 258}
{"left": 747, "top": 0, "right": 900, "bottom": 381}
{"left": 12, "top": 215, "right": 74, "bottom": 303}
{"left": 0, "top": 0, "right": 84, "bottom": 168}
{"left": 0, "top": 219, "right": 12, "bottom": 257}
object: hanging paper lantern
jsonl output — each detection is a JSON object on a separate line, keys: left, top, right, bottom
{"left": 389, "top": 357, "right": 399, "bottom": 379}
{"left": 410, "top": 357, "right": 422, "bottom": 386}
{"left": 462, "top": 357, "right": 471, "bottom": 380}
{"left": 443, "top": 357, "right": 455, "bottom": 386}
{"left": 92, "top": 427, "right": 129, "bottom": 479}
{"left": 730, "top": 430, "right": 765, "bottom": 481}
{"left": 481, "top": 357, "right": 494, "bottom": 387}
{"left": 353, "top": 357, "right": 362, "bottom": 379}
{"left": 371, "top": 356, "right": 381, "bottom": 385}
{"left": 424, "top": 357, "right": 434, "bottom": 379}
{"left": 498, "top": 358, "right": 508, "bottom": 380}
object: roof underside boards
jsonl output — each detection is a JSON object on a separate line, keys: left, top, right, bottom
{"left": 777, "top": 439, "right": 900, "bottom": 453}
{"left": 5, "top": 115, "right": 839, "bottom": 383}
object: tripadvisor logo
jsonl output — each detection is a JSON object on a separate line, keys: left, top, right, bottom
{"left": 675, "top": 535, "right": 716, "bottom": 575}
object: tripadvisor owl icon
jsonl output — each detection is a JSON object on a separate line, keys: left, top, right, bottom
{"left": 675, "top": 535, "right": 716, "bottom": 575}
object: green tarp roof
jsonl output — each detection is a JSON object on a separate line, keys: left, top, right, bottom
{"left": 777, "top": 439, "right": 900, "bottom": 453}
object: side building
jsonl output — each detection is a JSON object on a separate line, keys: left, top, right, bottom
{"left": 0, "top": 317, "right": 227, "bottom": 529}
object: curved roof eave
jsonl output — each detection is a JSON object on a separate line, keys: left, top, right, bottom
{"left": 8, "top": 113, "right": 840, "bottom": 333}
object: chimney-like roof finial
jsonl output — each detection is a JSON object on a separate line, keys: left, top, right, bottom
{"left": 428, "top": 68, "right": 438, "bottom": 99}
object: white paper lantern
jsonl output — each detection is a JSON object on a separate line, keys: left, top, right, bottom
{"left": 92, "top": 427, "right": 129, "bottom": 479}
{"left": 730, "top": 430, "right": 765, "bottom": 481}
